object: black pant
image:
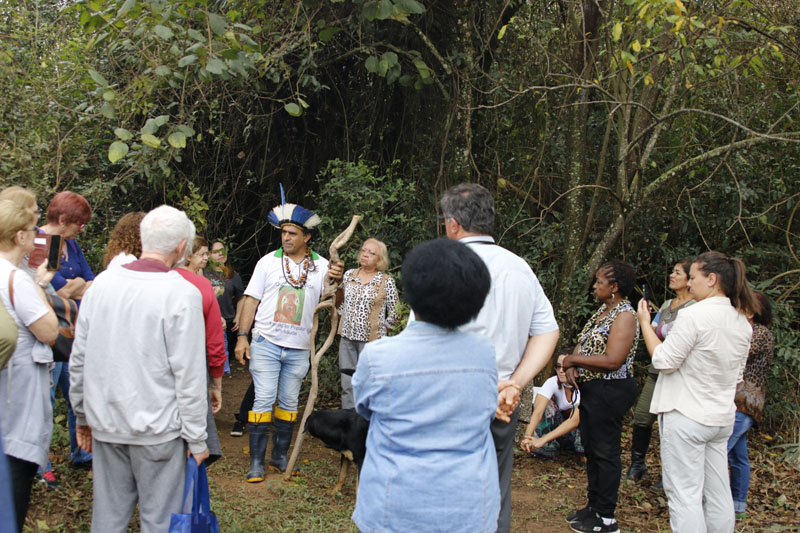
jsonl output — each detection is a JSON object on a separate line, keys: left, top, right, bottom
{"left": 236, "top": 381, "right": 256, "bottom": 423}
{"left": 7, "top": 455, "right": 38, "bottom": 532}
{"left": 578, "top": 378, "right": 637, "bottom": 518}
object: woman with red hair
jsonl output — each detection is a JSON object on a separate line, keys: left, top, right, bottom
{"left": 39, "top": 191, "right": 94, "bottom": 300}
{"left": 38, "top": 191, "right": 95, "bottom": 473}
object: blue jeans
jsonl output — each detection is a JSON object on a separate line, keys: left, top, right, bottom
{"left": 727, "top": 411, "right": 754, "bottom": 513}
{"left": 51, "top": 363, "right": 93, "bottom": 464}
{"left": 249, "top": 336, "right": 309, "bottom": 413}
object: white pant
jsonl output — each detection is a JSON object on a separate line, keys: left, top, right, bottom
{"left": 659, "top": 411, "right": 735, "bottom": 533}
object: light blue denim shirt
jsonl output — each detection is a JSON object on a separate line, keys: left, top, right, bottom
{"left": 352, "top": 320, "right": 500, "bottom": 533}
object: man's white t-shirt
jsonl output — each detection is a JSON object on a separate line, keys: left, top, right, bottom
{"left": 245, "top": 249, "right": 329, "bottom": 350}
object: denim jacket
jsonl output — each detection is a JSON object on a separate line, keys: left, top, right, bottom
{"left": 352, "top": 321, "right": 500, "bottom": 533}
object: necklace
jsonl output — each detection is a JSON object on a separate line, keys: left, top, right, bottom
{"left": 283, "top": 249, "right": 310, "bottom": 288}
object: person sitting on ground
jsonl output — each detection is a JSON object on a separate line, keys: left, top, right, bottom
{"left": 102, "top": 212, "right": 145, "bottom": 269}
{"left": 521, "top": 353, "right": 582, "bottom": 459}
{"left": 352, "top": 238, "right": 499, "bottom": 532}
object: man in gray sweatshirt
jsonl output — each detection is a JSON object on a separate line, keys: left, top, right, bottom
{"left": 70, "top": 205, "right": 208, "bottom": 533}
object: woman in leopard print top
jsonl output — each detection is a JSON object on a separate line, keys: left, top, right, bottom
{"left": 727, "top": 292, "right": 775, "bottom": 517}
{"left": 562, "top": 259, "right": 640, "bottom": 532}
{"left": 336, "top": 238, "right": 399, "bottom": 409}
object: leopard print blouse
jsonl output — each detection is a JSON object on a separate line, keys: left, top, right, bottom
{"left": 734, "top": 323, "right": 775, "bottom": 423}
{"left": 576, "top": 299, "right": 640, "bottom": 382}
{"left": 338, "top": 269, "right": 400, "bottom": 342}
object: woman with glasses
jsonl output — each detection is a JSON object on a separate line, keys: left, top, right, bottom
{"left": 175, "top": 236, "right": 227, "bottom": 464}
{"left": 39, "top": 191, "right": 94, "bottom": 301}
{"left": 637, "top": 252, "right": 756, "bottom": 532}
{"left": 561, "top": 259, "right": 640, "bottom": 533}
{"left": 0, "top": 199, "right": 58, "bottom": 531}
{"left": 205, "top": 240, "right": 245, "bottom": 372}
{"left": 521, "top": 353, "right": 582, "bottom": 458}
{"left": 38, "top": 191, "right": 95, "bottom": 473}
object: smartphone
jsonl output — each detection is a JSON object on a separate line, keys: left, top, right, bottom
{"left": 29, "top": 234, "right": 62, "bottom": 270}
{"left": 642, "top": 284, "right": 648, "bottom": 302}
{"left": 47, "top": 235, "right": 63, "bottom": 271}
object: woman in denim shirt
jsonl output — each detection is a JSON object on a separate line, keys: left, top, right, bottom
{"left": 352, "top": 238, "right": 499, "bottom": 533}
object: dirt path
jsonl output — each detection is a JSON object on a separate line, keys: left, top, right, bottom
{"left": 27, "top": 364, "right": 800, "bottom": 531}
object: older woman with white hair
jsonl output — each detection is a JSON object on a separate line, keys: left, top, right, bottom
{"left": 0, "top": 199, "right": 58, "bottom": 532}
{"left": 336, "top": 238, "right": 399, "bottom": 409}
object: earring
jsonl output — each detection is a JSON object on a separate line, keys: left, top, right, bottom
{"left": 611, "top": 292, "right": 616, "bottom": 305}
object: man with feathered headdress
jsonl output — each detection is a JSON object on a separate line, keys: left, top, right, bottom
{"left": 234, "top": 189, "right": 343, "bottom": 483}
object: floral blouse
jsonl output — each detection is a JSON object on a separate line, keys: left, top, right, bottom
{"left": 576, "top": 299, "right": 640, "bottom": 382}
{"left": 338, "top": 269, "right": 399, "bottom": 342}
{"left": 734, "top": 323, "right": 775, "bottom": 423}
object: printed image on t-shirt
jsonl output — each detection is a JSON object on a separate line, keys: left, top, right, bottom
{"left": 274, "top": 286, "right": 305, "bottom": 325}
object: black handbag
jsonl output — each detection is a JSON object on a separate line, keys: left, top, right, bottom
{"left": 46, "top": 293, "right": 78, "bottom": 362}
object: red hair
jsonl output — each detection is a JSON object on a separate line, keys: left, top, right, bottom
{"left": 46, "top": 191, "right": 92, "bottom": 225}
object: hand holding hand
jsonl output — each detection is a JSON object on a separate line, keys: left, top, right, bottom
{"left": 496, "top": 381, "right": 521, "bottom": 423}
{"left": 520, "top": 435, "right": 545, "bottom": 453}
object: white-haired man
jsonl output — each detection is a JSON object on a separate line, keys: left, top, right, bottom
{"left": 70, "top": 205, "right": 208, "bottom": 533}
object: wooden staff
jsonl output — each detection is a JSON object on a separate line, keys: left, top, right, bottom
{"left": 284, "top": 215, "right": 361, "bottom": 479}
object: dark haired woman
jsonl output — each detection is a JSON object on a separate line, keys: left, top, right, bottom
{"left": 727, "top": 292, "right": 774, "bottom": 520}
{"left": 561, "top": 259, "right": 639, "bottom": 533}
{"left": 102, "top": 212, "right": 145, "bottom": 269}
{"left": 205, "top": 240, "right": 245, "bottom": 374}
{"left": 626, "top": 258, "right": 695, "bottom": 484}
{"left": 637, "top": 251, "right": 756, "bottom": 532}
{"left": 521, "top": 353, "right": 582, "bottom": 458}
{"left": 352, "top": 239, "right": 499, "bottom": 532}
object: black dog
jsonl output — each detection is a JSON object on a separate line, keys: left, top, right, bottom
{"left": 305, "top": 409, "right": 369, "bottom": 492}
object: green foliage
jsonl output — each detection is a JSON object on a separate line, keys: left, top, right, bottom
{"left": 313, "top": 159, "right": 431, "bottom": 275}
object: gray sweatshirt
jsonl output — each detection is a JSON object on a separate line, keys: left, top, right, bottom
{"left": 69, "top": 264, "right": 208, "bottom": 454}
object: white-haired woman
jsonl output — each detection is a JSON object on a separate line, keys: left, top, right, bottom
{"left": 337, "top": 238, "right": 399, "bottom": 409}
{"left": 0, "top": 199, "right": 58, "bottom": 532}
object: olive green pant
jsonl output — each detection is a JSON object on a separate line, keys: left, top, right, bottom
{"left": 633, "top": 372, "right": 659, "bottom": 427}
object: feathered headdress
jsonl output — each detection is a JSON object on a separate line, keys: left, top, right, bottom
{"left": 267, "top": 184, "right": 321, "bottom": 231}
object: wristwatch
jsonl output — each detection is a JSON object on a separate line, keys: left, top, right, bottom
{"left": 237, "top": 332, "right": 248, "bottom": 337}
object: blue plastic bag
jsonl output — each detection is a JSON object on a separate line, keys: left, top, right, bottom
{"left": 168, "top": 457, "right": 219, "bottom": 533}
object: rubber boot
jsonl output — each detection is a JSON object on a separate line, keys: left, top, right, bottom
{"left": 269, "top": 408, "right": 296, "bottom": 473}
{"left": 246, "top": 411, "right": 271, "bottom": 483}
{"left": 625, "top": 424, "right": 650, "bottom": 481}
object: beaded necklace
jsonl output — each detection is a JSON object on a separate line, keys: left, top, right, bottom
{"left": 283, "top": 248, "right": 311, "bottom": 288}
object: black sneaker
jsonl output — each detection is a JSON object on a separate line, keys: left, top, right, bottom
{"left": 39, "top": 470, "right": 60, "bottom": 490}
{"left": 569, "top": 512, "right": 619, "bottom": 533}
{"left": 566, "top": 506, "right": 593, "bottom": 524}
{"left": 230, "top": 420, "right": 246, "bottom": 437}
